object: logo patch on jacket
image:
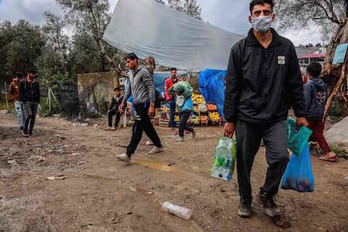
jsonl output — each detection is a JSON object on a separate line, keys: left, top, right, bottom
{"left": 278, "top": 56, "right": 286, "bottom": 65}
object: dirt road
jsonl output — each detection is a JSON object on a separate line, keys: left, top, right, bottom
{"left": 0, "top": 111, "right": 347, "bottom": 232}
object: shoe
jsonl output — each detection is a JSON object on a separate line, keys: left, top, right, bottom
{"left": 258, "top": 191, "right": 280, "bottom": 217}
{"left": 116, "top": 153, "right": 131, "bottom": 163}
{"left": 21, "top": 132, "right": 29, "bottom": 137}
{"left": 145, "top": 140, "right": 154, "bottom": 146}
{"left": 237, "top": 200, "right": 252, "bottom": 218}
{"left": 148, "top": 146, "right": 164, "bottom": 154}
{"left": 176, "top": 136, "right": 184, "bottom": 142}
{"left": 192, "top": 130, "right": 196, "bottom": 139}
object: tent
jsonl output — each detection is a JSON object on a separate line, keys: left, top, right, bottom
{"left": 103, "top": 0, "right": 243, "bottom": 71}
{"left": 199, "top": 69, "right": 226, "bottom": 117}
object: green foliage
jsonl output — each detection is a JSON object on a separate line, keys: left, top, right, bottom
{"left": 327, "top": 100, "right": 345, "bottom": 122}
{"left": 0, "top": 20, "right": 45, "bottom": 82}
{"left": 330, "top": 145, "right": 348, "bottom": 159}
{"left": 39, "top": 96, "right": 61, "bottom": 117}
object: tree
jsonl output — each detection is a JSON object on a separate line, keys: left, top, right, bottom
{"left": 158, "top": 0, "right": 202, "bottom": 20}
{"left": 0, "top": 20, "right": 45, "bottom": 84}
{"left": 56, "top": 0, "right": 122, "bottom": 76}
{"left": 182, "top": 0, "right": 202, "bottom": 20}
{"left": 42, "top": 11, "right": 70, "bottom": 64}
{"left": 275, "top": 0, "right": 348, "bottom": 117}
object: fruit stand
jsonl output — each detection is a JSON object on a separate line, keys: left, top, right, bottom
{"left": 157, "top": 92, "right": 222, "bottom": 127}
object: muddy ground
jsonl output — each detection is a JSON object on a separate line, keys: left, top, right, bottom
{"left": 0, "top": 110, "right": 347, "bottom": 232}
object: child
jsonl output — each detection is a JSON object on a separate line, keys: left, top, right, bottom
{"left": 169, "top": 81, "right": 195, "bottom": 142}
{"left": 304, "top": 62, "right": 338, "bottom": 162}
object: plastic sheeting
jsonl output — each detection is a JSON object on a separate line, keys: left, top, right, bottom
{"left": 103, "top": 0, "right": 243, "bottom": 71}
{"left": 199, "top": 69, "right": 226, "bottom": 117}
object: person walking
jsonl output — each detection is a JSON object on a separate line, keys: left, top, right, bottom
{"left": 169, "top": 81, "right": 195, "bottom": 142}
{"left": 19, "top": 69, "right": 40, "bottom": 137}
{"left": 9, "top": 72, "right": 25, "bottom": 134}
{"left": 117, "top": 53, "right": 164, "bottom": 163}
{"left": 304, "top": 62, "right": 338, "bottom": 162}
{"left": 223, "top": 0, "right": 308, "bottom": 219}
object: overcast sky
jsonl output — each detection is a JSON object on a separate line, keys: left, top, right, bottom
{"left": 0, "top": 0, "right": 324, "bottom": 45}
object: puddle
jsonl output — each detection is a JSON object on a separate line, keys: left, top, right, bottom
{"left": 134, "top": 160, "right": 176, "bottom": 172}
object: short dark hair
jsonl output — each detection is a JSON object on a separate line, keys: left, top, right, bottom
{"left": 307, "top": 62, "right": 322, "bottom": 77}
{"left": 170, "top": 67, "right": 177, "bottom": 71}
{"left": 16, "top": 72, "right": 23, "bottom": 79}
{"left": 124, "top": 53, "right": 138, "bottom": 61}
{"left": 249, "top": 0, "right": 274, "bottom": 13}
{"left": 27, "top": 69, "right": 36, "bottom": 74}
{"left": 114, "top": 87, "right": 120, "bottom": 91}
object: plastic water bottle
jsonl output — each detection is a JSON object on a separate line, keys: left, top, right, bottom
{"left": 161, "top": 202, "right": 192, "bottom": 220}
{"left": 211, "top": 138, "right": 235, "bottom": 181}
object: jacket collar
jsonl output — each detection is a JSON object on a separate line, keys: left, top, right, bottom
{"left": 246, "top": 28, "right": 282, "bottom": 48}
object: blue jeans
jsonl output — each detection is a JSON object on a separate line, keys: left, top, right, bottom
{"left": 14, "top": 101, "right": 24, "bottom": 132}
{"left": 169, "top": 98, "right": 176, "bottom": 127}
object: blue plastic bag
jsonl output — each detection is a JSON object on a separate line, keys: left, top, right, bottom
{"left": 287, "top": 117, "right": 312, "bottom": 156}
{"left": 281, "top": 143, "right": 314, "bottom": 192}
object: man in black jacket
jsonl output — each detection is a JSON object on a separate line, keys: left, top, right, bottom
{"left": 223, "top": 0, "right": 308, "bottom": 219}
{"left": 19, "top": 69, "right": 40, "bottom": 137}
{"left": 106, "top": 87, "right": 123, "bottom": 131}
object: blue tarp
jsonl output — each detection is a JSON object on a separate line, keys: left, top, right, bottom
{"left": 199, "top": 69, "right": 226, "bottom": 117}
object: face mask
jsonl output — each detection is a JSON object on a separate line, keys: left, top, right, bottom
{"left": 251, "top": 16, "right": 272, "bottom": 34}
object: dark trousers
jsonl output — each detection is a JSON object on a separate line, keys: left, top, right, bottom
{"left": 236, "top": 120, "right": 289, "bottom": 202}
{"left": 24, "top": 101, "right": 38, "bottom": 135}
{"left": 178, "top": 111, "right": 193, "bottom": 137}
{"left": 169, "top": 99, "right": 176, "bottom": 127}
{"left": 126, "top": 102, "right": 162, "bottom": 157}
{"left": 108, "top": 110, "right": 120, "bottom": 127}
{"left": 308, "top": 119, "right": 331, "bottom": 154}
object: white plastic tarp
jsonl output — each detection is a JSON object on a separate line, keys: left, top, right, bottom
{"left": 103, "top": 0, "right": 244, "bottom": 71}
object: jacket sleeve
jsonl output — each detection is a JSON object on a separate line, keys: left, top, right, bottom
{"left": 224, "top": 43, "right": 242, "bottom": 123}
{"left": 143, "top": 70, "right": 155, "bottom": 103}
{"left": 303, "top": 83, "right": 312, "bottom": 114}
{"left": 123, "top": 78, "right": 131, "bottom": 103}
{"left": 286, "top": 44, "right": 307, "bottom": 118}
{"left": 109, "top": 97, "right": 116, "bottom": 110}
{"left": 9, "top": 82, "right": 15, "bottom": 100}
{"left": 19, "top": 81, "right": 25, "bottom": 103}
{"left": 164, "top": 79, "right": 169, "bottom": 100}
{"left": 37, "top": 83, "right": 40, "bottom": 104}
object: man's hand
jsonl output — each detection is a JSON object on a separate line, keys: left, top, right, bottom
{"left": 148, "top": 103, "right": 155, "bottom": 116}
{"left": 296, "top": 117, "right": 309, "bottom": 130}
{"left": 223, "top": 122, "right": 236, "bottom": 138}
{"left": 119, "top": 102, "right": 125, "bottom": 114}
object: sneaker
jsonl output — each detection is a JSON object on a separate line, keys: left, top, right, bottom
{"left": 148, "top": 146, "right": 164, "bottom": 154}
{"left": 116, "top": 153, "right": 131, "bottom": 163}
{"left": 258, "top": 191, "right": 280, "bottom": 217}
{"left": 237, "top": 200, "right": 252, "bottom": 218}
{"left": 21, "top": 132, "right": 29, "bottom": 137}
{"left": 176, "top": 136, "right": 184, "bottom": 142}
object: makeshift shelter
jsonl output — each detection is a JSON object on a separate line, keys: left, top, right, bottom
{"left": 103, "top": 0, "right": 243, "bottom": 71}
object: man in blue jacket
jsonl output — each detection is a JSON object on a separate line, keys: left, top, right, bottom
{"left": 304, "top": 62, "right": 338, "bottom": 162}
{"left": 223, "top": 0, "right": 308, "bottom": 219}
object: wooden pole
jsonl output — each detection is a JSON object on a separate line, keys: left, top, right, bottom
{"left": 4, "top": 81, "right": 9, "bottom": 110}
